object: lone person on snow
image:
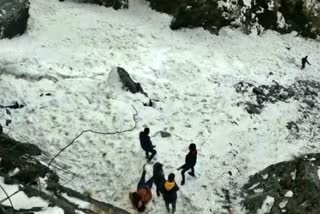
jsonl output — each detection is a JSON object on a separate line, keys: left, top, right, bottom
{"left": 177, "top": 143, "right": 197, "bottom": 185}
{"left": 301, "top": 56, "right": 311, "bottom": 69}
{"left": 129, "top": 164, "right": 153, "bottom": 212}
{"left": 139, "top": 128, "right": 157, "bottom": 162}
{"left": 163, "top": 173, "right": 180, "bottom": 214}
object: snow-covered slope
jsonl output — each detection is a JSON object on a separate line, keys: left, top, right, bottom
{"left": 1, "top": 0, "right": 320, "bottom": 213}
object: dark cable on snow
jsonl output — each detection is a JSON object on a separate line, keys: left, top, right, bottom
{"left": 0, "top": 183, "right": 14, "bottom": 212}
{"left": 48, "top": 105, "right": 138, "bottom": 167}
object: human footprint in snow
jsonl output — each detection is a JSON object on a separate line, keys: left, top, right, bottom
{"left": 129, "top": 164, "right": 154, "bottom": 212}
{"left": 177, "top": 143, "right": 197, "bottom": 185}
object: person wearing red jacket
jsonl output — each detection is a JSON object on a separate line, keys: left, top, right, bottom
{"left": 129, "top": 165, "right": 153, "bottom": 212}
{"left": 177, "top": 143, "right": 197, "bottom": 185}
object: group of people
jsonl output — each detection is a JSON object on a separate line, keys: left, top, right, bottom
{"left": 129, "top": 127, "right": 198, "bottom": 213}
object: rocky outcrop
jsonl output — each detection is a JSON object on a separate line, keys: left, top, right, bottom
{"left": 0, "top": 134, "right": 130, "bottom": 214}
{"left": 248, "top": 0, "right": 320, "bottom": 38}
{"left": 0, "top": 0, "right": 30, "bottom": 39}
{"left": 243, "top": 153, "right": 320, "bottom": 214}
{"left": 235, "top": 80, "right": 319, "bottom": 114}
{"left": 147, "top": 0, "right": 320, "bottom": 38}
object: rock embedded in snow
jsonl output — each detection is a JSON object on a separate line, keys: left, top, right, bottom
{"left": 116, "top": 67, "right": 147, "bottom": 95}
{"left": 160, "top": 131, "right": 171, "bottom": 138}
{"left": 243, "top": 153, "right": 320, "bottom": 214}
{"left": 0, "top": 0, "right": 30, "bottom": 39}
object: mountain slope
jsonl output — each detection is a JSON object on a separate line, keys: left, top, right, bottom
{"left": 0, "top": 0, "right": 320, "bottom": 213}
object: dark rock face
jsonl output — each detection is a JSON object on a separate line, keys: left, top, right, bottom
{"left": 147, "top": 0, "right": 320, "bottom": 38}
{"left": 148, "top": 0, "right": 236, "bottom": 33}
{"left": 248, "top": 0, "right": 319, "bottom": 38}
{"left": 0, "top": 0, "right": 30, "bottom": 39}
{"left": 117, "top": 67, "right": 147, "bottom": 96}
{"left": 243, "top": 153, "right": 320, "bottom": 214}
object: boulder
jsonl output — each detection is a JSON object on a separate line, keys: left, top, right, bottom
{"left": 243, "top": 153, "right": 320, "bottom": 214}
{"left": 0, "top": 0, "right": 30, "bottom": 39}
{"left": 160, "top": 131, "right": 171, "bottom": 138}
{"left": 116, "top": 67, "right": 147, "bottom": 96}
{"left": 147, "top": 0, "right": 320, "bottom": 38}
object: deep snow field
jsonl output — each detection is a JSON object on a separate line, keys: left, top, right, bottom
{"left": 1, "top": 0, "right": 320, "bottom": 213}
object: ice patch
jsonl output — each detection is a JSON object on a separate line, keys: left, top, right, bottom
{"left": 285, "top": 190, "right": 293, "bottom": 198}
{"left": 257, "top": 196, "right": 274, "bottom": 214}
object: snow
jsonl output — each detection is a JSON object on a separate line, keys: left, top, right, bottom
{"left": 62, "top": 193, "right": 90, "bottom": 209}
{"left": 279, "top": 199, "right": 288, "bottom": 209}
{"left": 285, "top": 190, "right": 293, "bottom": 198}
{"left": 0, "top": 0, "right": 320, "bottom": 213}
{"left": 35, "top": 207, "right": 64, "bottom": 214}
{"left": 257, "top": 196, "right": 275, "bottom": 214}
{"left": 0, "top": 178, "right": 48, "bottom": 209}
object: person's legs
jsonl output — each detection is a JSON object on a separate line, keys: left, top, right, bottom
{"left": 148, "top": 148, "right": 157, "bottom": 162}
{"left": 137, "top": 170, "right": 146, "bottom": 189}
{"left": 181, "top": 166, "right": 191, "bottom": 185}
{"left": 172, "top": 200, "right": 176, "bottom": 214}
{"left": 145, "top": 150, "right": 149, "bottom": 159}
{"left": 145, "top": 177, "right": 154, "bottom": 189}
{"left": 165, "top": 201, "right": 170, "bottom": 213}
{"left": 188, "top": 167, "right": 195, "bottom": 176}
{"left": 156, "top": 187, "right": 161, "bottom": 196}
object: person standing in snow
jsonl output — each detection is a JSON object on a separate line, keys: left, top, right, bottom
{"left": 153, "top": 162, "right": 166, "bottom": 196}
{"left": 163, "top": 173, "right": 179, "bottom": 214}
{"left": 301, "top": 56, "right": 311, "bottom": 69}
{"left": 177, "top": 143, "right": 197, "bottom": 185}
{"left": 139, "top": 128, "right": 157, "bottom": 162}
{"left": 129, "top": 164, "right": 153, "bottom": 212}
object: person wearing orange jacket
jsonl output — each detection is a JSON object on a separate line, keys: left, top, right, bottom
{"left": 129, "top": 165, "right": 153, "bottom": 212}
{"left": 163, "top": 173, "right": 179, "bottom": 213}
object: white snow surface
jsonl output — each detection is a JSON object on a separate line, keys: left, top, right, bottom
{"left": 257, "top": 196, "right": 274, "bottom": 214}
{"left": 0, "top": 0, "right": 320, "bottom": 213}
{"left": 0, "top": 178, "right": 48, "bottom": 209}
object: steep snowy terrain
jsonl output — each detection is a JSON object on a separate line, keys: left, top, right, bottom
{"left": 1, "top": 0, "right": 320, "bottom": 213}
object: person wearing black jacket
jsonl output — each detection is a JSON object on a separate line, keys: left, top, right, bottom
{"left": 177, "top": 143, "right": 197, "bottom": 185}
{"left": 153, "top": 162, "right": 165, "bottom": 196}
{"left": 301, "top": 56, "right": 311, "bottom": 69}
{"left": 163, "top": 173, "right": 179, "bottom": 213}
{"left": 139, "top": 128, "right": 157, "bottom": 162}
